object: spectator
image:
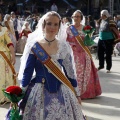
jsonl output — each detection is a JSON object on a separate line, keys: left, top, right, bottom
{"left": 97, "top": 10, "right": 119, "bottom": 73}
{"left": 31, "top": 15, "right": 38, "bottom": 31}
{"left": 87, "top": 15, "right": 96, "bottom": 35}
{"left": 51, "top": 3, "right": 58, "bottom": 12}
{"left": 113, "top": 14, "right": 118, "bottom": 23}
{"left": 16, "top": 21, "right": 31, "bottom": 53}
{"left": 116, "top": 15, "right": 120, "bottom": 29}
{"left": 62, "top": 17, "right": 71, "bottom": 26}
{"left": 87, "top": 15, "right": 95, "bottom": 28}
{"left": 11, "top": 12, "right": 22, "bottom": 41}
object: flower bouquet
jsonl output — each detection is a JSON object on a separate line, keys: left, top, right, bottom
{"left": 82, "top": 25, "right": 95, "bottom": 46}
{"left": 2, "top": 86, "right": 25, "bottom": 120}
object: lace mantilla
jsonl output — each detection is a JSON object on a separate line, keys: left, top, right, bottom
{"left": 22, "top": 84, "right": 84, "bottom": 120}
{"left": 74, "top": 87, "right": 80, "bottom": 96}
{"left": 51, "top": 41, "right": 76, "bottom": 79}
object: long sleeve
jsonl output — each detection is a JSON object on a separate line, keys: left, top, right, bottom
{"left": 4, "top": 28, "right": 12, "bottom": 44}
{"left": 61, "top": 43, "right": 80, "bottom": 96}
{"left": 21, "top": 53, "right": 36, "bottom": 87}
{"left": 62, "top": 53, "right": 80, "bottom": 96}
{"left": 0, "top": 27, "right": 13, "bottom": 51}
{"left": 62, "top": 53, "right": 77, "bottom": 87}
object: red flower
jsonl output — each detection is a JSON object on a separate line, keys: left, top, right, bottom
{"left": 84, "top": 25, "right": 91, "bottom": 30}
{"left": 6, "top": 86, "right": 22, "bottom": 96}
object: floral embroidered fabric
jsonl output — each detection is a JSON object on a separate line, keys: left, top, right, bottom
{"left": 22, "top": 83, "right": 84, "bottom": 120}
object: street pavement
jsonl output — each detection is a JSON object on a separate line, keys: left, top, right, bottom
{"left": 0, "top": 53, "right": 120, "bottom": 120}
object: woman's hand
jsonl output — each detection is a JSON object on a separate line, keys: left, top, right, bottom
{"left": 77, "top": 96, "right": 81, "bottom": 104}
{"left": 9, "top": 45, "right": 16, "bottom": 65}
{"left": 11, "top": 55, "right": 16, "bottom": 65}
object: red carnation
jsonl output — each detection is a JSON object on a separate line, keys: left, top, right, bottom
{"left": 2, "top": 86, "right": 25, "bottom": 119}
{"left": 6, "top": 86, "right": 22, "bottom": 96}
{"left": 84, "top": 25, "right": 91, "bottom": 30}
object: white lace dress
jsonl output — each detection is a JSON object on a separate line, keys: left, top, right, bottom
{"left": 6, "top": 41, "right": 85, "bottom": 120}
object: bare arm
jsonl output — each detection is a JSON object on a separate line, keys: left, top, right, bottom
{"left": 9, "top": 45, "right": 16, "bottom": 65}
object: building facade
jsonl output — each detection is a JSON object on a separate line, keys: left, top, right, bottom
{"left": 1, "top": 0, "right": 120, "bottom": 18}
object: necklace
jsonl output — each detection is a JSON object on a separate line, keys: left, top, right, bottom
{"left": 44, "top": 38, "right": 56, "bottom": 46}
{"left": 74, "top": 24, "right": 80, "bottom": 28}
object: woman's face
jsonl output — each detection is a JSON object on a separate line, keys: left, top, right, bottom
{"left": 25, "top": 23, "right": 29, "bottom": 28}
{"left": 101, "top": 14, "right": 107, "bottom": 20}
{"left": 43, "top": 15, "right": 60, "bottom": 37}
{"left": 72, "top": 12, "right": 82, "bottom": 23}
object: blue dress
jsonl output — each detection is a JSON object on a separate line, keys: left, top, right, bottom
{"left": 6, "top": 41, "right": 85, "bottom": 120}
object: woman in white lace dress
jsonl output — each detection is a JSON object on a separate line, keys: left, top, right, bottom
{"left": 6, "top": 11, "right": 86, "bottom": 120}
{"left": 16, "top": 21, "right": 31, "bottom": 53}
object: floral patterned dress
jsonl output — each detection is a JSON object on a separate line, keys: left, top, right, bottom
{"left": 6, "top": 41, "right": 85, "bottom": 120}
{"left": 66, "top": 26, "right": 102, "bottom": 99}
{"left": 0, "top": 27, "right": 14, "bottom": 102}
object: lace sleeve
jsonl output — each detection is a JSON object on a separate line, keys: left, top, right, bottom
{"left": 62, "top": 43, "right": 76, "bottom": 79}
{"left": 61, "top": 43, "right": 80, "bottom": 96}
{"left": 62, "top": 53, "right": 76, "bottom": 79}
{"left": 74, "top": 87, "right": 80, "bottom": 96}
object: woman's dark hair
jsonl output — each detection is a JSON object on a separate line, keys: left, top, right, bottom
{"left": 87, "top": 15, "right": 94, "bottom": 22}
{"left": 84, "top": 16, "right": 88, "bottom": 25}
{"left": 88, "top": 15, "right": 95, "bottom": 28}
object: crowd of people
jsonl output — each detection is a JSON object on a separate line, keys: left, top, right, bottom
{"left": 0, "top": 6, "right": 120, "bottom": 119}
